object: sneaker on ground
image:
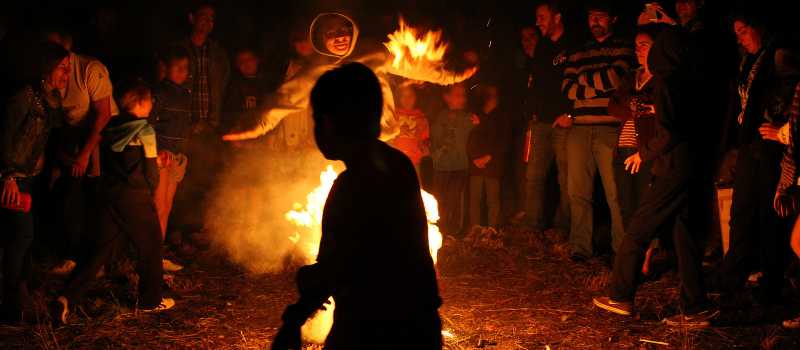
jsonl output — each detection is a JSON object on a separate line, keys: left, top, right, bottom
{"left": 50, "top": 296, "right": 69, "bottom": 325}
{"left": 592, "top": 296, "right": 633, "bottom": 316}
{"left": 664, "top": 309, "right": 720, "bottom": 328}
{"left": 50, "top": 260, "right": 76, "bottom": 276}
{"left": 162, "top": 258, "right": 184, "bottom": 272}
{"left": 783, "top": 315, "right": 800, "bottom": 329}
{"left": 142, "top": 298, "right": 175, "bottom": 313}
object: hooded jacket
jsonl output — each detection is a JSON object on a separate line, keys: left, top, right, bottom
{"left": 239, "top": 13, "right": 474, "bottom": 142}
{"left": 639, "top": 27, "right": 697, "bottom": 176}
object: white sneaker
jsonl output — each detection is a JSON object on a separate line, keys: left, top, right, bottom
{"left": 142, "top": 298, "right": 175, "bottom": 313}
{"left": 50, "top": 260, "right": 76, "bottom": 276}
{"left": 162, "top": 258, "right": 184, "bottom": 272}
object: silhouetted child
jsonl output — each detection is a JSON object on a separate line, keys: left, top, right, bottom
{"left": 467, "top": 85, "right": 511, "bottom": 229}
{"left": 272, "top": 63, "right": 442, "bottom": 350}
{"left": 53, "top": 81, "right": 174, "bottom": 325}
{"left": 430, "top": 83, "right": 475, "bottom": 236}
{"left": 390, "top": 81, "right": 430, "bottom": 173}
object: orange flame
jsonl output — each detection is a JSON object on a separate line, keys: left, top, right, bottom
{"left": 384, "top": 17, "right": 448, "bottom": 70}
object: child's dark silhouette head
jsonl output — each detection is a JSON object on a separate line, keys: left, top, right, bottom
{"left": 310, "top": 62, "right": 382, "bottom": 160}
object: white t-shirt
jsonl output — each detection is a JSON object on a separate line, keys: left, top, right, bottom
{"left": 61, "top": 52, "right": 119, "bottom": 126}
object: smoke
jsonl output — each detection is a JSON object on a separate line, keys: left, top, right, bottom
{"left": 204, "top": 145, "right": 334, "bottom": 274}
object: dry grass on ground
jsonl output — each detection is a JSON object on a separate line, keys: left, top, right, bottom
{"left": 1, "top": 228, "right": 799, "bottom": 349}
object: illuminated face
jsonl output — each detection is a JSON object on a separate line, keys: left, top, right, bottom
{"left": 323, "top": 20, "right": 353, "bottom": 56}
{"left": 167, "top": 57, "right": 189, "bottom": 85}
{"left": 236, "top": 51, "right": 260, "bottom": 77}
{"left": 588, "top": 10, "right": 615, "bottom": 40}
{"left": 535, "top": 5, "right": 557, "bottom": 38}
{"left": 398, "top": 86, "right": 417, "bottom": 110}
{"left": 444, "top": 85, "right": 466, "bottom": 111}
{"left": 734, "top": 20, "right": 762, "bottom": 54}
{"left": 635, "top": 33, "right": 654, "bottom": 68}
{"left": 520, "top": 27, "right": 538, "bottom": 57}
{"left": 191, "top": 6, "right": 215, "bottom": 36}
{"left": 48, "top": 56, "right": 70, "bottom": 90}
{"left": 675, "top": 0, "right": 698, "bottom": 25}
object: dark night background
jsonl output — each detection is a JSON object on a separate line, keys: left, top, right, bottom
{"left": 1, "top": 0, "right": 798, "bottom": 87}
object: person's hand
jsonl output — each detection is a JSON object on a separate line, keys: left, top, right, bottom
{"left": 71, "top": 153, "right": 90, "bottom": 177}
{"left": 1, "top": 178, "right": 20, "bottom": 208}
{"left": 473, "top": 155, "right": 492, "bottom": 169}
{"left": 759, "top": 123, "right": 784, "bottom": 143}
{"left": 637, "top": 3, "right": 677, "bottom": 25}
{"left": 471, "top": 114, "right": 481, "bottom": 125}
{"left": 774, "top": 191, "right": 797, "bottom": 218}
{"left": 624, "top": 152, "right": 643, "bottom": 174}
{"left": 552, "top": 114, "right": 573, "bottom": 129}
{"left": 652, "top": 4, "right": 677, "bottom": 25}
{"left": 158, "top": 151, "right": 173, "bottom": 168}
{"left": 270, "top": 323, "right": 302, "bottom": 350}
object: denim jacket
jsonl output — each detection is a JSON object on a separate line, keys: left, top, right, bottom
{"left": 1, "top": 85, "right": 62, "bottom": 179}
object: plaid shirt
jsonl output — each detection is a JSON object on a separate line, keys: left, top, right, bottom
{"left": 191, "top": 43, "right": 210, "bottom": 121}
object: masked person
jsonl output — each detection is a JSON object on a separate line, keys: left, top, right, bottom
{"left": 222, "top": 12, "right": 476, "bottom": 143}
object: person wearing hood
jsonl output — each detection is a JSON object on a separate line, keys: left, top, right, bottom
{"left": 593, "top": 27, "right": 720, "bottom": 328}
{"left": 53, "top": 80, "right": 174, "bottom": 325}
{"left": 221, "top": 12, "right": 477, "bottom": 143}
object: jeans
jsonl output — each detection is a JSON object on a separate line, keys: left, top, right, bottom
{"left": 610, "top": 162, "right": 709, "bottom": 314}
{"left": 433, "top": 170, "right": 468, "bottom": 236}
{"left": 566, "top": 125, "right": 624, "bottom": 256}
{"left": 1, "top": 177, "right": 34, "bottom": 316}
{"left": 51, "top": 175, "right": 100, "bottom": 261}
{"left": 524, "top": 122, "right": 570, "bottom": 231}
{"left": 63, "top": 188, "right": 164, "bottom": 308}
{"left": 469, "top": 175, "right": 501, "bottom": 228}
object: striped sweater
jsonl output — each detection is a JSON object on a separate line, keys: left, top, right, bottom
{"left": 561, "top": 36, "right": 635, "bottom": 125}
{"left": 777, "top": 82, "right": 800, "bottom": 196}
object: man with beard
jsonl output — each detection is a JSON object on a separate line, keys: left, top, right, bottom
{"left": 560, "top": 2, "right": 635, "bottom": 261}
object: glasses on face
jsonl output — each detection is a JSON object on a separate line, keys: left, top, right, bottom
{"left": 324, "top": 27, "right": 353, "bottom": 39}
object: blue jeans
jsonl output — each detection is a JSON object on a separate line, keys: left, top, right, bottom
{"left": 566, "top": 125, "right": 625, "bottom": 256}
{"left": 524, "top": 122, "right": 570, "bottom": 231}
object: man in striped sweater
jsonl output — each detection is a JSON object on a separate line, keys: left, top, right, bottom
{"left": 557, "top": 3, "right": 635, "bottom": 261}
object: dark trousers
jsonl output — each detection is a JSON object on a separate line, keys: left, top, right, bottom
{"left": 718, "top": 142, "right": 788, "bottom": 298}
{"left": 171, "top": 129, "right": 222, "bottom": 233}
{"left": 325, "top": 310, "right": 442, "bottom": 350}
{"left": 63, "top": 188, "right": 163, "bottom": 308}
{"left": 610, "top": 161, "right": 709, "bottom": 314}
{"left": 51, "top": 175, "right": 99, "bottom": 260}
{"left": 613, "top": 148, "right": 652, "bottom": 228}
{"left": 433, "top": 170, "right": 468, "bottom": 236}
{"left": 1, "top": 178, "right": 34, "bottom": 317}
{"left": 469, "top": 175, "right": 501, "bottom": 228}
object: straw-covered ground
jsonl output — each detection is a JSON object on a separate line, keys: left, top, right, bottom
{"left": 2, "top": 227, "right": 799, "bottom": 349}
